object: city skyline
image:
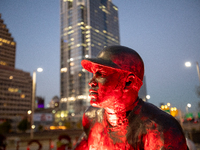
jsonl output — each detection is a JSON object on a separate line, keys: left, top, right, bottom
{"left": 0, "top": 0, "right": 200, "bottom": 114}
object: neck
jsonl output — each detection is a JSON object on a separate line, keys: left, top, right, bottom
{"left": 105, "top": 98, "right": 139, "bottom": 126}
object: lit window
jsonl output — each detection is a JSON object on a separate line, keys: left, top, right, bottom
{"left": 70, "top": 62, "right": 74, "bottom": 66}
{"left": 85, "top": 35, "right": 90, "bottom": 38}
{"left": 68, "top": 97, "right": 75, "bottom": 101}
{"left": 85, "top": 26, "right": 91, "bottom": 29}
{"left": 11, "top": 42, "right": 15, "bottom": 46}
{"left": 81, "top": 43, "right": 86, "bottom": 47}
{"left": 86, "top": 31, "right": 90, "bottom": 34}
{"left": 113, "top": 6, "right": 118, "bottom": 11}
{"left": 80, "top": 26, "right": 85, "bottom": 30}
{"left": 77, "top": 95, "right": 87, "bottom": 99}
{"left": 61, "top": 67, "right": 67, "bottom": 73}
{"left": 21, "top": 94, "right": 25, "bottom": 98}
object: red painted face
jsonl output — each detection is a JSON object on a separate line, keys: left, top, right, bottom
{"left": 89, "top": 64, "right": 127, "bottom": 109}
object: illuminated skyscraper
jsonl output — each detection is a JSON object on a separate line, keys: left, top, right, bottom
{"left": 0, "top": 14, "right": 16, "bottom": 67}
{"left": 60, "top": 0, "right": 120, "bottom": 114}
{"left": 0, "top": 14, "right": 32, "bottom": 124}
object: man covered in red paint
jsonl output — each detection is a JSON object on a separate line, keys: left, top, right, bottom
{"left": 74, "top": 45, "right": 188, "bottom": 150}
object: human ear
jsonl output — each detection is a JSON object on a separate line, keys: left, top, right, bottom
{"left": 124, "top": 74, "right": 135, "bottom": 89}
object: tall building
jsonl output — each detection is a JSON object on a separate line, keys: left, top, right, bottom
{"left": 60, "top": 0, "right": 120, "bottom": 114}
{"left": 0, "top": 14, "right": 32, "bottom": 125}
{"left": 138, "top": 76, "right": 148, "bottom": 102}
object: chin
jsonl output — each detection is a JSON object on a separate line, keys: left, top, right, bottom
{"left": 90, "top": 99, "right": 107, "bottom": 108}
{"left": 90, "top": 99, "right": 114, "bottom": 109}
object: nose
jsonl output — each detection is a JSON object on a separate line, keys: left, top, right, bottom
{"left": 89, "top": 77, "right": 97, "bottom": 87}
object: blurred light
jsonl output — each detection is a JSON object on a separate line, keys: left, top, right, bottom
{"left": 167, "top": 103, "right": 171, "bottom": 107}
{"left": 187, "top": 103, "right": 191, "bottom": 108}
{"left": 61, "top": 67, "right": 67, "bottom": 73}
{"left": 161, "top": 105, "right": 164, "bottom": 109}
{"left": 37, "top": 68, "right": 43, "bottom": 72}
{"left": 61, "top": 113, "right": 64, "bottom": 118}
{"left": 52, "top": 110, "right": 56, "bottom": 114}
{"left": 70, "top": 62, "right": 74, "bottom": 66}
{"left": 50, "top": 126, "right": 66, "bottom": 130}
{"left": 27, "top": 110, "right": 32, "bottom": 115}
{"left": 21, "top": 94, "right": 25, "bottom": 98}
{"left": 31, "top": 125, "right": 35, "bottom": 129}
{"left": 164, "top": 105, "right": 168, "bottom": 109}
{"left": 170, "top": 107, "right": 178, "bottom": 117}
{"left": 85, "top": 55, "right": 89, "bottom": 58}
{"left": 185, "top": 62, "right": 191, "bottom": 67}
{"left": 68, "top": 97, "right": 75, "bottom": 101}
{"left": 9, "top": 76, "right": 13, "bottom": 79}
{"left": 146, "top": 95, "right": 150, "bottom": 99}
{"left": 71, "top": 113, "right": 75, "bottom": 116}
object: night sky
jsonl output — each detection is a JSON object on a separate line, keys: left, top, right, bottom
{"left": 0, "top": 0, "right": 200, "bottom": 114}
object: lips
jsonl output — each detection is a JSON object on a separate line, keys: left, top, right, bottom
{"left": 89, "top": 89, "right": 98, "bottom": 100}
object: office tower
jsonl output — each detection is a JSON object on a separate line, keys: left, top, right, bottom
{"left": 0, "top": 15, "right": 16, "bottom": 68}
{"left": 138, "top": 76, "right": 148, "bottom": 101}
{"left": 60, "top": 0, "right": 120, "bottom": 114}
{"left": 0, "top": 14, "right": 32, "bottom": 124}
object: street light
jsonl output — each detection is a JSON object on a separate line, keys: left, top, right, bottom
{"left": 27, "top": 110, "right": 32, "bottom": 115}
{"left": 146, "top": 95, "right": 150, "bottom": 100}
{"left": 186, "top": 103, "right": 191, "bottom": 113}
{"left": 185, "top": 61, "right": 200, "bottom": 85}
{"left": 30, "top": 68, "right": 43, "bottom": 139}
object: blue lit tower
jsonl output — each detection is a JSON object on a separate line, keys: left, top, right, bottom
{"left": 60, "top": 0, "right": 120, "bottom": 114}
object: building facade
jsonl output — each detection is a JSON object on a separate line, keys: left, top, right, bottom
{"left": 60, "top": 0, "right": 120, "bottom": 114}
{"left": 0, "top": 14, "right": 32, "bottom": 124}
{"left": 138, "top": 76, "right": 147, "bottom": 102}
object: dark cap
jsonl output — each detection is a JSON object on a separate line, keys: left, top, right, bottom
{"left": 81, "top": 45, "right": 144, "bottom": 81}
